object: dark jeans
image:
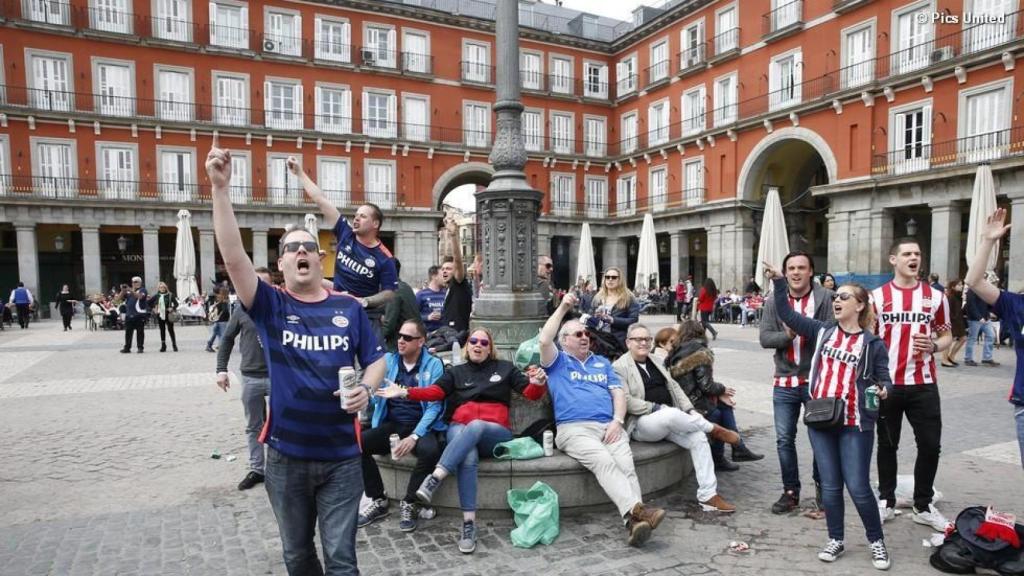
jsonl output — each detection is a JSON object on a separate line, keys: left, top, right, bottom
{"left": 700, "top": 310, "right": 717, "bottom": 338}
{"left": 265, "top": 448, "right": 362, "bottom": 576}
{"left": 157, "top": 318, "right": 177, "bottom": 347}
{"left": 361, "top": 421, "right": 443, "bottom": 503}
{"left": 15, "top": 304, "right": 30, "bottom": 328}
{"left": 809, "top": 425, "right": 883, "bottom": 543}
{"left": 877, "top": 384, "right": 942, "bottom": 511}
{"left": 773, "top": 385, "right": 820, "bottom": 494}
{"left": 123, "top": 316, "right": 146, "bottom": 350}
{"left": 707, "top": 404, "right": 737, "bottom": 459}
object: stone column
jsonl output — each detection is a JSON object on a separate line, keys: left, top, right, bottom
{"left": 81, "top": 225, "right": 102, "bottom": 296}
{"left": 930, "top": 202, "right": 962, "bottom": 284}
{"left": 850, "top": 209, "right": 873, "bottom": 276}
{"left": 670, "top": 230, "right": 689, "bottom": 283}
{"left": 827, "top": 210, "right": 851, "bottom": 275}
{"left": 868, "top": 208, "right": 894, "bottom": 274}
{"left": 707, "top": 225, "right": 724, "bottom": 285}
{"left": 568, "top": 236, "right": 580, "bottom": 285}
{"left": 602, "top": 237, "right": 627, "bottom": 272}
{"left": 734, "top": 223, "right": 755, "bottom": 292}
{"left": 142, "top": 225, "right": 160, "bottom": 291}
{"left": 198, "top": 227, "right": 216, "bottom": 291}
{"left": 1009, "top": 198, "right": 1024, "bottom": 292}
{"left": 251, "top": 227, "right": 269, "bottom": 270}
{"left": 14, "top": 223, "right": 40, "bottom": 298}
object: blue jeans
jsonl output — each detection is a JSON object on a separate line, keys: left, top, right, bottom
{"left": 264, "top": 449, "right": 363, "bottom": 576}
{"left": 706, "top": 404, "right": 738, "bottom": 459}
{"left": 773, "top": 386, "right": 820, "bottom": 494}
{"left": 808, "top": 426, "right": 883, "bottom": 543}
{"left": 241, "top": 374, "right": 270, "bottom": 474}
{"left": 1015, "top": 406, "right": 1024, "bottom": 470}
{"left": 439, "top": 420, "right": 513, "bottom": 512}
{"left": 965, "top": 320, "right": 995, "bottom": 362}
{"left": 207, "top": 321, "right": 226, "bottom": 349}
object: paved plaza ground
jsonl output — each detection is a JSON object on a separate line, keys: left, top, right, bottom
{"left": 0, "top": 315, "right": 1021, "bottom": 576}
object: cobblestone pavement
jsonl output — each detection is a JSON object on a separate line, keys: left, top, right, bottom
{"left": 1, "top": 317, "right": 1021, "bottom": 576}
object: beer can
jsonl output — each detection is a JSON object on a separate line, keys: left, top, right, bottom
{"left": 338, "top": 366, "right": 358, "bottom": 408}
{"left": 865, "top": 385, "right": 880, "bottom": 411}
{"left": 542, "top": 430, "right": 554, "bottom": 457}
{"left": 389, "top": 433, "right": 401, "bottom": 460}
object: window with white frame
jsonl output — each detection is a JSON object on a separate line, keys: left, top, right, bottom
{"left": 683, "top": 158, "right": 704, "bottom": 205}
{"left": 463, "top": 41, "right": 490, "bottom": 82}
{"left": 842, "top": 22, "right": 874, "bottom": 89}
{"left": 213, "top": 73, "right": 248, "bottom": 126}
{"left": 715, "top": 4, "right": 738, "bottom": 54}
{"left": 551, "top": 173, "right": 574, "bottom": 216}
{"left": 584, "top": 61, "right": 608, "bottom": 98}
{"left": 403, "top": 30, "right": 430, "bottom": 73}
{"left": 363, "top": 24, "right": 396, "bottom": 67}
{"left": 95, "top": 60, "right": 134, "bottom": 116}
{"left": 158, "top": 147, "right": 195, "bottom": 201}
{"left": 97, "top": 143, "right": 137, "bottom": 199}
{"left": 888, "top": 101, "right": 931, "bottom": 174}
{"left": 29, "top": 52, "right": 72, "bottom": 111}
{"left": 649, "top": 166, "right": 667, "bottom": 211}
{"left": 264, "top": 79, "right": 303, "bottom": 130}
{"left": 365, "top": 160, "right": 395, "bottom": 209}
{"left": 91, "top": 0, "right": 132, "bottom": 34}
{"left": 404, "top": 94, "right": 429, "bottom": 142}
{"left": 315, "top": 84, "right": 351, "bottom": 134}
{"left": 680, "top": 21, "right": 705, "bottom": 69}
{"left": 769, "top": 51, "right": 801, "bottom": 110}
{"left": 153, "top": 0, "right": 190, "bottom": 42}
{"left": 551, "top": 112, "right": 574, "bottom": 154}
{"left": 584, "top": 176, "right": 607, "bottom": 218}
{"left": 228, "top": 152, "right": 249, "bottom": 203}
{"left": 362, "top": 90, "right": 396, "bottom": 138}
{"left": 318, "top": 157, "right": 349, "bottom": 207}
{"left": 0, "top": 136, "right": 9, "bottom": 194}
{"left": 521, "top": 51, "right": 543, "bottom": 90}
{"left": 770, "top": 0, "right": 800, "bottom": 31}
{"left": 960, "top": 80, "right": 1012, "bottom": 161}
{"left": 33, "top": 139, "right": 75, "bottom": 197}
{"left": 584, "top": 116, "right": 606, "bottom": 157}
{"left": 522, "top": 109, "right": 543, "bottom": 151}
{"left": 463, "top": 102, "right": 490, "bottom": 148}
{"left": 648, "top": 100, "right": 669, "bottom": 146}
{"left": 23, "top": 0, "right": 71, "bottom": 25}
{"left": 964, "top": 0, "right": 1017, "bottom": 53}
{"left": 682, "top": 85, "right": 705, "bottom": 136}
{"left": 616, "top": 54, "right": 637, "bottom": 96}
{"left": 267, "top": 154, "right": 301, "bottom": 205}
{"left": 156, "top": 67, "right": 193, "bottom": 121}
{"left": 649, "top": 39, "right": 669, "bottom": 83}
{"left": 550, "top": 55, "right": 573, "bottom": 94}
{"left": 713, "top": 73, "right": 737, "bottom": 126}
{"left": 315, "top": 16, "right": 350, "bottom": 62}
{"left": 892, "top": 2, "right": 933, "bottom": 75}
{"left": 617, "top": 174, "right": 636, "bottom": 216}
{"left": 264, "top": 8, "right": 301, "bottom": 56}
{"left": 209, "top": 1, "right": 248, "bottom": 49}
{"left": 621, "top": 112, "right": 638, "bottom": 154}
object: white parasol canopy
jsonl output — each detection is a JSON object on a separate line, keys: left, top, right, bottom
{"left": 634, "top": 212, "right": 659, "bottom": 291}
{"left": 755, "top": 187, "right": 790, "bottom": 291}
{"left": 304, "top": 213, "right": 320, "bottom": 248}
{"left": 965, "top": 164, "right": 999, "bottom": 273}
{"left": 174, "top": 209, "right": 199, "bottom": 298}
{"left": 575, "top": 222, "right": 597, "bottom": 286}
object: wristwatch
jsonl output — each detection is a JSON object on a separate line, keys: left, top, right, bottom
{"left": 360, "top": 383, "right": 373, "bottom": 396}
{"left": 410, "top": 434, "right": 420, "bottom": 442}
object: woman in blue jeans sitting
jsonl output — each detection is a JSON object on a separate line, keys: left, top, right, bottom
{"left": 376, "top": 327, "right": 547, "bottom": 554}
{"left": 765, "top": 267, "right": 894, "bottom": 570}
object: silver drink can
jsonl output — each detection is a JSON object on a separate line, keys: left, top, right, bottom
{"left": 389, "top": 434, "right": 400, "bottom": 460}
{"left": 543, "top": 430, "right": 554, "bottom": 457}
{"left": 338, "top": 366, "right": 358, "bottom": 408}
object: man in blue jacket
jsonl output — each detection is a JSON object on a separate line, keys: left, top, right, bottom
{"left": 358, "top": 319, "right": 446, "bottom": 532}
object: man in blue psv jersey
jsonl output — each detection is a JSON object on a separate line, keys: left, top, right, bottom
{"left": 207, "top": 138, "right": 386, "bottom": 576}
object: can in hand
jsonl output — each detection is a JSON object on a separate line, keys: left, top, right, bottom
{"left": 389, "top": 433, "right": 401, "bottom": 460}
{"left": 338, "top": 367, "right": 358, "bottom": 409}
{"left": 542, "top": 430, "right": 554, "bottom": 457}
{"left": 865, "top": 385, "right": 880, "bottom": 411}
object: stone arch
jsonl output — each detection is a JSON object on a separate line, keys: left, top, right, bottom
{"left": 736, "top": 127, "right": 838, "bottom": 201}
{"left": 431, "top": 162, "right": 494, "bottom": 210}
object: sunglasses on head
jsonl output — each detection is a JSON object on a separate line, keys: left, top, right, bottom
{"left": 282, "top": 241, "right": 319, "bottom": 254}
{"left": 397, "top": 333, "right": 422, "bottom": 342}
{"left": 468, "top": 336, "right": 490, "bottom": 347}
{"left": 832, "top": 292, "right": 858, "bottom": 302}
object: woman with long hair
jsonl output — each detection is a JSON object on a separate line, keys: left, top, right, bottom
{"left": 764, "top": 265, "right": 894, "bottom": 570}
{"left": 941, "top": 279, "right": 967, "bottom": 367}
{"left": 151, "top": 282, "right": 179, "bottom": 352}
{"left": 653, "top": 326, "right": 678, "bottom": 360}
{"left": 377, "top": 327, "right": 546, "bottom": 554}
{"left": 696, "top": 277, "right": 719, "bottom": 340}
{"left": 205, "top": 288, "right": 230, "bottom": 352}
{"left": 590, "top": 267, "right": 641, "bottom": 347}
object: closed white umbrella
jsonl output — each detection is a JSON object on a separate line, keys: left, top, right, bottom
{"left": 174, "top": 209, "right": 199, "bottom": 298}
{"left": 966, "top": 163, "right": 999, "bottom": 272}
{"left": 755, "top": 187, "right": 790, "bottom": 291}
{"left": 304, "top": 213, "right": 319, "bottom": 248}
{"left": 634, "top": 212, "right": 659, "bottom": 291}
{"left": 575, "top": 222, "right": 597, "bottom": 286}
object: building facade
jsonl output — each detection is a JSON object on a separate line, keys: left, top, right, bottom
{"left": 1, "top": 0, "right": 1022, "bottom": 305}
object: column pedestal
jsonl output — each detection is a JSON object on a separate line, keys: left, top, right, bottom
{"left": 143, "top": 226, "right": 160, "bottom": 291}
{"left": 15, "top": 224, "right": 40, "bottom": 298}
{"left": 199, "top": 228, "right": 216, "bottom": 291}
{"left": 81, "top": 225, "right": 102, "bottom": 296}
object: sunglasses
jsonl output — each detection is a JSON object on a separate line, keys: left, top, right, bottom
{"left": 397, "top": 333, "right": 422, "bottom": 342}
{"left": 282, "top": 241, "right": 319, "bottom": 254}
{"left": 627, "top": 337, "right": 653, "bottom": 343}
{"left": 569, "top": 330, "right": 588, "bottom": 339}
{"left": 468, "top": 337, "right": 490, "bottom": 347}
{"left": 832, "top": 292, "right": 858, "bottom": 302}
{"left": 604, "top": 275, "right": 619, "bottom": 280}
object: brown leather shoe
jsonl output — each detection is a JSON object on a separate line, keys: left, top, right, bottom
{"left": 631, "top": 502, "right": 666, "bottom": 530}
{"left": 710, "top": 424, "right": 741, "bottom": 446}
{"left": 626, "top": 518, "right": 652, "bottom": 547}
{"left": 699, "top": 494, "right": 736, "bottom": 513}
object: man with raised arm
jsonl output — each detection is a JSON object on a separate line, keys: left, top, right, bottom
{"left": 439, "top": 217, "right": 472, "bottom": 335}
{"left": 964, "top": 208, "right": 1023, "bottom": 468}
{"left": 207, "top": 139, "right": 386, "bottom": 576}
{"left": 539, "top": 292, "right": 666, "bottom": 547}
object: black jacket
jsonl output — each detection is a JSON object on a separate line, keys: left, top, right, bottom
{"left": 965, "top": 289, "right": 991, "bottom": 321}
{"left": 433, "top": 358, "right": 530, "bottom": 421}
{"left": 666, "top": 340, "right": 726, "bottom": 415}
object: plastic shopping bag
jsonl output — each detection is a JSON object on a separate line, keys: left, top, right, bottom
{"left": 507, "top": 481, "right": 560, "bottom": 548}
{"left": 493, "top": 437, "right": 544, "bottom": 460}
{"left": 514, "top": 334, "right": 541, "bottom": 370}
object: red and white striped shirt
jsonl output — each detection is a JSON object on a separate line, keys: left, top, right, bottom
{"left": 871, "top": 281, "right": 951, "bottom": 386}
{"left": 774, "top": 292, "right": 816, "bottom": 388}
{"left": 812, "top": 329, "right": 866, "bottom": 427}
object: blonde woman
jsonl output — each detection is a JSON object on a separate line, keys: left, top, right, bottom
{"left": 590, "top": 267, "right": 641, "bottom": 348}
{"left": 150, "top": 282, "right": 179, "bottom": 352}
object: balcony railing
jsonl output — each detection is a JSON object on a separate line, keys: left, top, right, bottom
{"left": 261, "top": 31, "right": 302, "bottom": 57}
{"left": 644, "top": 60, "right": 670, "bottom": 87}
{"left": 763, "top": 0, "right": 803, "bottom": 38}
{"left": 149, "top": 14, "right": 196, "bottom": 42}
{"left": 582, "top": 79, "right": 609, "bottom": 100}
{"left": 616, "top": 74, "right": 639, "bottom": 99}
{"left": 872, "top": 126, "right": 1024, "bottom": 177}
{"left": 401, "top": 52, "right": 433, "bottom": 75}
{"left": 20, "top": 0, "right": 71, "bottom": 25}
{"left": 677, "top": 44, "right": 706, "bottom": 75}
{"left": 547, "top": 72, "right": 574, "bottom": 95}
{"left": 521, "top": 70, "right": 545, "bottom": 91}
{"left": 359, "top": 46, "right": 398, "bottom": 69}
{"left": 543, "top": 189, "right": 708, "bottom": 219}
{"left": 711, "top": 27, "right": 740, "bottom": 59}
{"left": 461, "top": 61, "right": 494, "bottom": 84}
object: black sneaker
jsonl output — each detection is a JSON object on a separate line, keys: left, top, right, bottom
{"left": 399, "top": 500, "right": 418, "bottom": 532}
{"left": 416, "top": 474, "right": 442, "bottom": 505}
{"left": 120, "top": 348, "right": 131, "bottom": 354}
{"left": 982, "top": 360, "right": 1001, "bottom": 367}
{"left": 964, "top": 360, "right": 978, "bottom": 366}
{"left": 731, "top": 444, "right": 764, "bottom": 462}
{"left": 771, "top": 490, "right": 799, "bottom": 514}
{"left": 458, "top": 521, "right": 477, "bottom": 554}
{"left": 870, "top": 539, "right": 891, "bottom": 570}
{"left": 237, "top": 471, "right": 264, "bottom": 491}
{"left": 357, "top": 497, "right": 390, "bottom": 528}
{"left": 713, "top": 454, "right": 739, "bottom": 472}
{"left": 818, "top": 539, "right": 845, "bottom": 562}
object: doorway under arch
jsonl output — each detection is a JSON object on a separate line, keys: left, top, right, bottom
{"left": 431, "top": 162, "right": 494, "bottom": 211}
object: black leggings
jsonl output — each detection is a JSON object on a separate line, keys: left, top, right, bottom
{"left": 61, "top": 312, "right": 73, "bottom": 330}
{"left": 158, "top": 318, "right": 177, "bottom": 347}
{"left": 700, "top": 310, "right": 717, "bottom": 337}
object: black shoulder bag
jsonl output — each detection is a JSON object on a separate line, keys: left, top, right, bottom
{"left": 803, "top": 332, "right": 872, "bottom": 430}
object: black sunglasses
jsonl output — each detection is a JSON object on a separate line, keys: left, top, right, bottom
{"left": 282, "top": 241, "right": 319, "bottom": 254}
{"left": 832, "top": 292, "right": 858, "bottom": 302}
{"left": 468, "top": 337, "right": 490, "bottom": 347}
{"left": 397, "top": 333, "right": 422, "bottom": 342}
{"left": 604, "top": 275, "right": 619, "bottom": 280}
{"left": 570, "top": 330, "right": 588, "bottom": 338}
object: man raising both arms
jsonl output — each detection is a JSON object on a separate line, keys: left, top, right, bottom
{"left": 208, "top": 139, "right": 386, "bottom": 575}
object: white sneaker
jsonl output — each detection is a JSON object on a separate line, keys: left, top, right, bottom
{"left": 912, "top": 504, "right": 952, "bottom": 532}
{"left": 870, "top": 539, "right": 891, "bottom": 570}
{"left": 879, "top": 503, "right": 896, "bottom": 524}
{"left": 818, "top": 539, "right": 845, "bottom": 562}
